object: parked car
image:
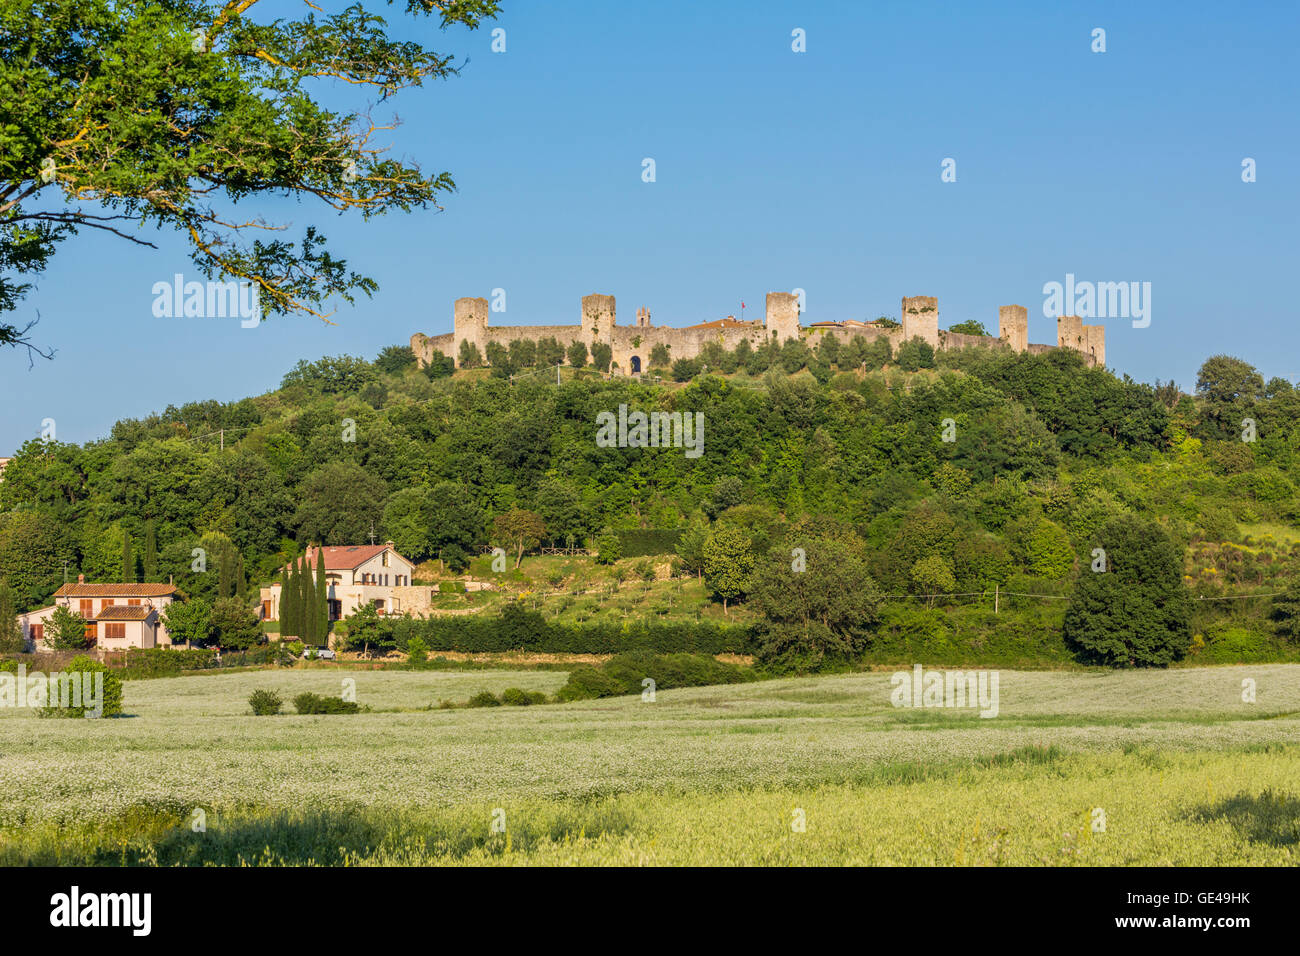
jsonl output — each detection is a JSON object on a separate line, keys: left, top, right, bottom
{"left": 301, "top": 647, "right": 336, "bottom": 660}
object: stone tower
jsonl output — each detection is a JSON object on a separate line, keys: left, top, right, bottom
{"left": 582, "top": 293, "right": 616, "bottom": 344}
{"left": 452, "top": 296, "right": 489, "bottom": 367}
{"left": 1083, "top": 324, "right": 1105, "bottom": 366}
{"left": 901, "top": 295, "right": 939, "bottom": 348}
{"left": 1056, "top": 315, "right": 1084, "bottom": 352}
{"left": 765, "top": 292, "right": 800, "bottom": 342}
{"left": 636, "top": 306, "right": 651, "bottom": 328}
{"left": 998, "top": 304, "right": 1028, "bottom": 353}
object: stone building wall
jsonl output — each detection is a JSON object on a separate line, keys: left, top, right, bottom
{"left": 411, "top": 292, "right": 1105, "bottom": 373}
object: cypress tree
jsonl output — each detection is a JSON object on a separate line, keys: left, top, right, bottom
{"left": 315, "top": 548, "right": 329, "bottom": 646}
{"left": 143, "top": 521, "right": 158, "bottom": 582}
{"left": 121, "top": 529, "right": 133, "bottom": 582}
{"left": 281, "top": 559, "right": 297, "bottom": 638}
{"left": 301, "top": 556, "right": 317, "bottom": 647}
{"left": 218, "top": 541, "right": 234, "bottom": 599}
{"left": 0, "top": 577, "right": 22, "bottom": 653}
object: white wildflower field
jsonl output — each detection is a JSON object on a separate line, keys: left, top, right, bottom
{"left": 0, "top": 665, "right": 1296, "bottom": 865}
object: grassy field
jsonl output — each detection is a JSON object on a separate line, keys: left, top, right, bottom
{"left": 0, "top": 666, "right": 1297, "bottom": 865}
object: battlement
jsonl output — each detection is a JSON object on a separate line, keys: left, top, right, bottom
{"left": 411, "top": 291, "right": 1105, "bottom": 373}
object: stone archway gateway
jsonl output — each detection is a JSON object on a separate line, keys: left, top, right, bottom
{"left": 630, "top": 355, "right": 642, "bottom": 373}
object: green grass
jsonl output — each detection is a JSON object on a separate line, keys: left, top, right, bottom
{"left": 1, "top": 665, "right": 1297, "bottom": 864}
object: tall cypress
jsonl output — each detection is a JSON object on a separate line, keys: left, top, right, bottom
{"left": 218, "top": 541, "right": 234, "bottom": 599}
{"left": 302, "top": 555, "right": 318, "bottom": 644}
{"left": 281, "top": 559, "right": 297, "bottom": 638}
{"left": 298, "top": 557, "right": 312, "bottom": 645}
{"left": 315, "top": 548, "right": 329, "bottom": 646}
{"left": 143, "top": 521, "right": 158, "bottom": 582}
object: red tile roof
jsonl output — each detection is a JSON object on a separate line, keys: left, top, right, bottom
{"left": 55, "top": 583, "right": 177, "bottom": 598}
{"left": 96, "top": 605, "right": 155, "bottom": 621}
{"left": 683, "top": 317, "right": 762, "bottom": 331}
{"left": 288, "top": 544, "right": 409, "bottom": 572}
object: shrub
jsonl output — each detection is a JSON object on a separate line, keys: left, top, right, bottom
{"left": 557, "top": 653, "right": 752, "bottom": 701}
{"left": 39, "top": 656, "right": 124, "bottom": 719}
{"left": 406, "top": 636, "right": 428, "bottom": 664}
{"left": 466, "top": 690, "right": 502, "bottom": 708}
{"left": 292, "top": 692, "right": 360, "bottom": 714}
{"left": 249, "top": 689, "right": 283, "bottom": 716}
{"left": 438, "top": 580, "right": 467, "bottom": 593}
{"left": 555, "top": 665, "right": 627, "bottom": 702}
{"left": 120, "top": 647, "right": 220, "bottom": 678}
{"left": 500, "top": 687, "right": 544, "bottom": 706}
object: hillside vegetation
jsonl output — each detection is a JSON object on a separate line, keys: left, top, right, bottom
{"left": 2, "top": 339, "right": 1299, "bottom": 667}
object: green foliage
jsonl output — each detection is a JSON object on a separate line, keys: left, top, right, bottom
{"left": 1270, "top": 582, "right": 1300, "bottom": 643}
{"left": 616, "top": 529, "right": 680, "bottom": 558}
{"left": 211, "top": 598, "right": 261, "bottom": 651}
{"left": 45, "top": 605, "right": 89, "bottom": 650}
{"left": 557, "top": 652, "right": 752, "bottom": 701}
{"left": 566, "top": 340, "right": 588, "bottom": 368}
{"left": 406, "top": 635, "right": 428, "bottom": 664}
{"left": 466, "top": 690, "right": 502, "bottom": 707}
{"left": 249, "top": 689, "right": 283, "bottom": 716}
{"left": 459, "top": 339, "right": 483, "bottom": 368}
{"left": 117, "top": 648, "right": 219, "bottom": 678}
{"left": 283, "top": 356, "right": 377, "bottom": 394}
{"left": 499, "top": 687, "right": 546, "bottom": 706}
{"left": 292, "top": 692, "right": 360, "bottom": 715}
{"left": 39, "top": 656, "right": 123, "bottom": 719}
{"left": 895, "top": 337, "right": 936, "bottom": 371}
{"left": 0, "top": 578, "right": 22, "bottom": 653}
{"left": 375, "top": 345, "right": 417, "bottom": 375}
{"left": 702, "top": 523, "right": 755, "bottom": 611}
{"left": 948, "top": 320, "right": 989, "bottom": 336}
{"left": 0, "top": 0, "right": 501, "bottom": 347}
{"left": 590, "top": 342, "right": 613, "bottom": 372}
{"left": 750, "top": 539, "right": 883, "bottom": 673}
{"left": 1063, "top": 516, "right": 1192, "bottom": 667}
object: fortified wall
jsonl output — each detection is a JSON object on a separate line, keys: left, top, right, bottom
{"left": 410, "top": 293, "right": 1104, "bottom": 373}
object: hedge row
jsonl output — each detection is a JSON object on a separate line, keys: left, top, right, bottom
{"left": 615, "top": 529, "right": 682, "bottom": 558}
{"left": 384, "top": 606, "right": 754, "bottom": 655}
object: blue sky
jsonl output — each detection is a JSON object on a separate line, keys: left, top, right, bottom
{"left": 4, "top": 0, "right": 1298, "bottom": 451}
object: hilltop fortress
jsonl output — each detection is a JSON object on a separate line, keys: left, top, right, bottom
{"left": 410, "top": 293, "right": 1104, "bottom": 374}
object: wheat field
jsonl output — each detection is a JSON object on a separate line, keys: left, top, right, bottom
{"left": 0, "top": 665, "right": 1296, "bottom": 864}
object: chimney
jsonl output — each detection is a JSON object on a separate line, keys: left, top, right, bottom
{"left": 77, "top": 573, "right": 85, "bottom": 584}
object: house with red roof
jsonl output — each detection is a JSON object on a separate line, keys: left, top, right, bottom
{"left": 19, "top": 576, "right": 179, "bottom": 651}
{"left": 259, "top": 542, "right": 416, "bottom": 625}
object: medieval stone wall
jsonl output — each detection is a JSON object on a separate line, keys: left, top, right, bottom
{"left": 411, "top": 291, "right": 1105, "bottom": 373}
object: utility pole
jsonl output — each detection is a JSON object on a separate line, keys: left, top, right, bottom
{"left": 220, "top": 428, "right": 224, "bottom": 452}
{"left": 994, "top": 584, "right": 999, "bottom": 614}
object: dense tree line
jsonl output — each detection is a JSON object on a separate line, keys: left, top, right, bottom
{"left": 2, "top": 338, "right": 1298, "bottom": 666}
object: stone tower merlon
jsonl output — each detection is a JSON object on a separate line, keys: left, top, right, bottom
{"left": 998, "top": 304, "right": 1028, "bottom": 353}
{"left": 636, "top": 307, "right": 651, "bottom": 328}
{"left": 901, "top": 295, "right": 939, "bottom": 349}
{"left": 582, "top": 294, "right": 616, "bottom": 343}
{"left": 765, "top": 292, "right": 800, "bottom": 342}
{"left": 452, "top": 296, "right": 489, "bottom": 367}
{"left": 1083, "top": 324, "right": 1105, "bottom": 367}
